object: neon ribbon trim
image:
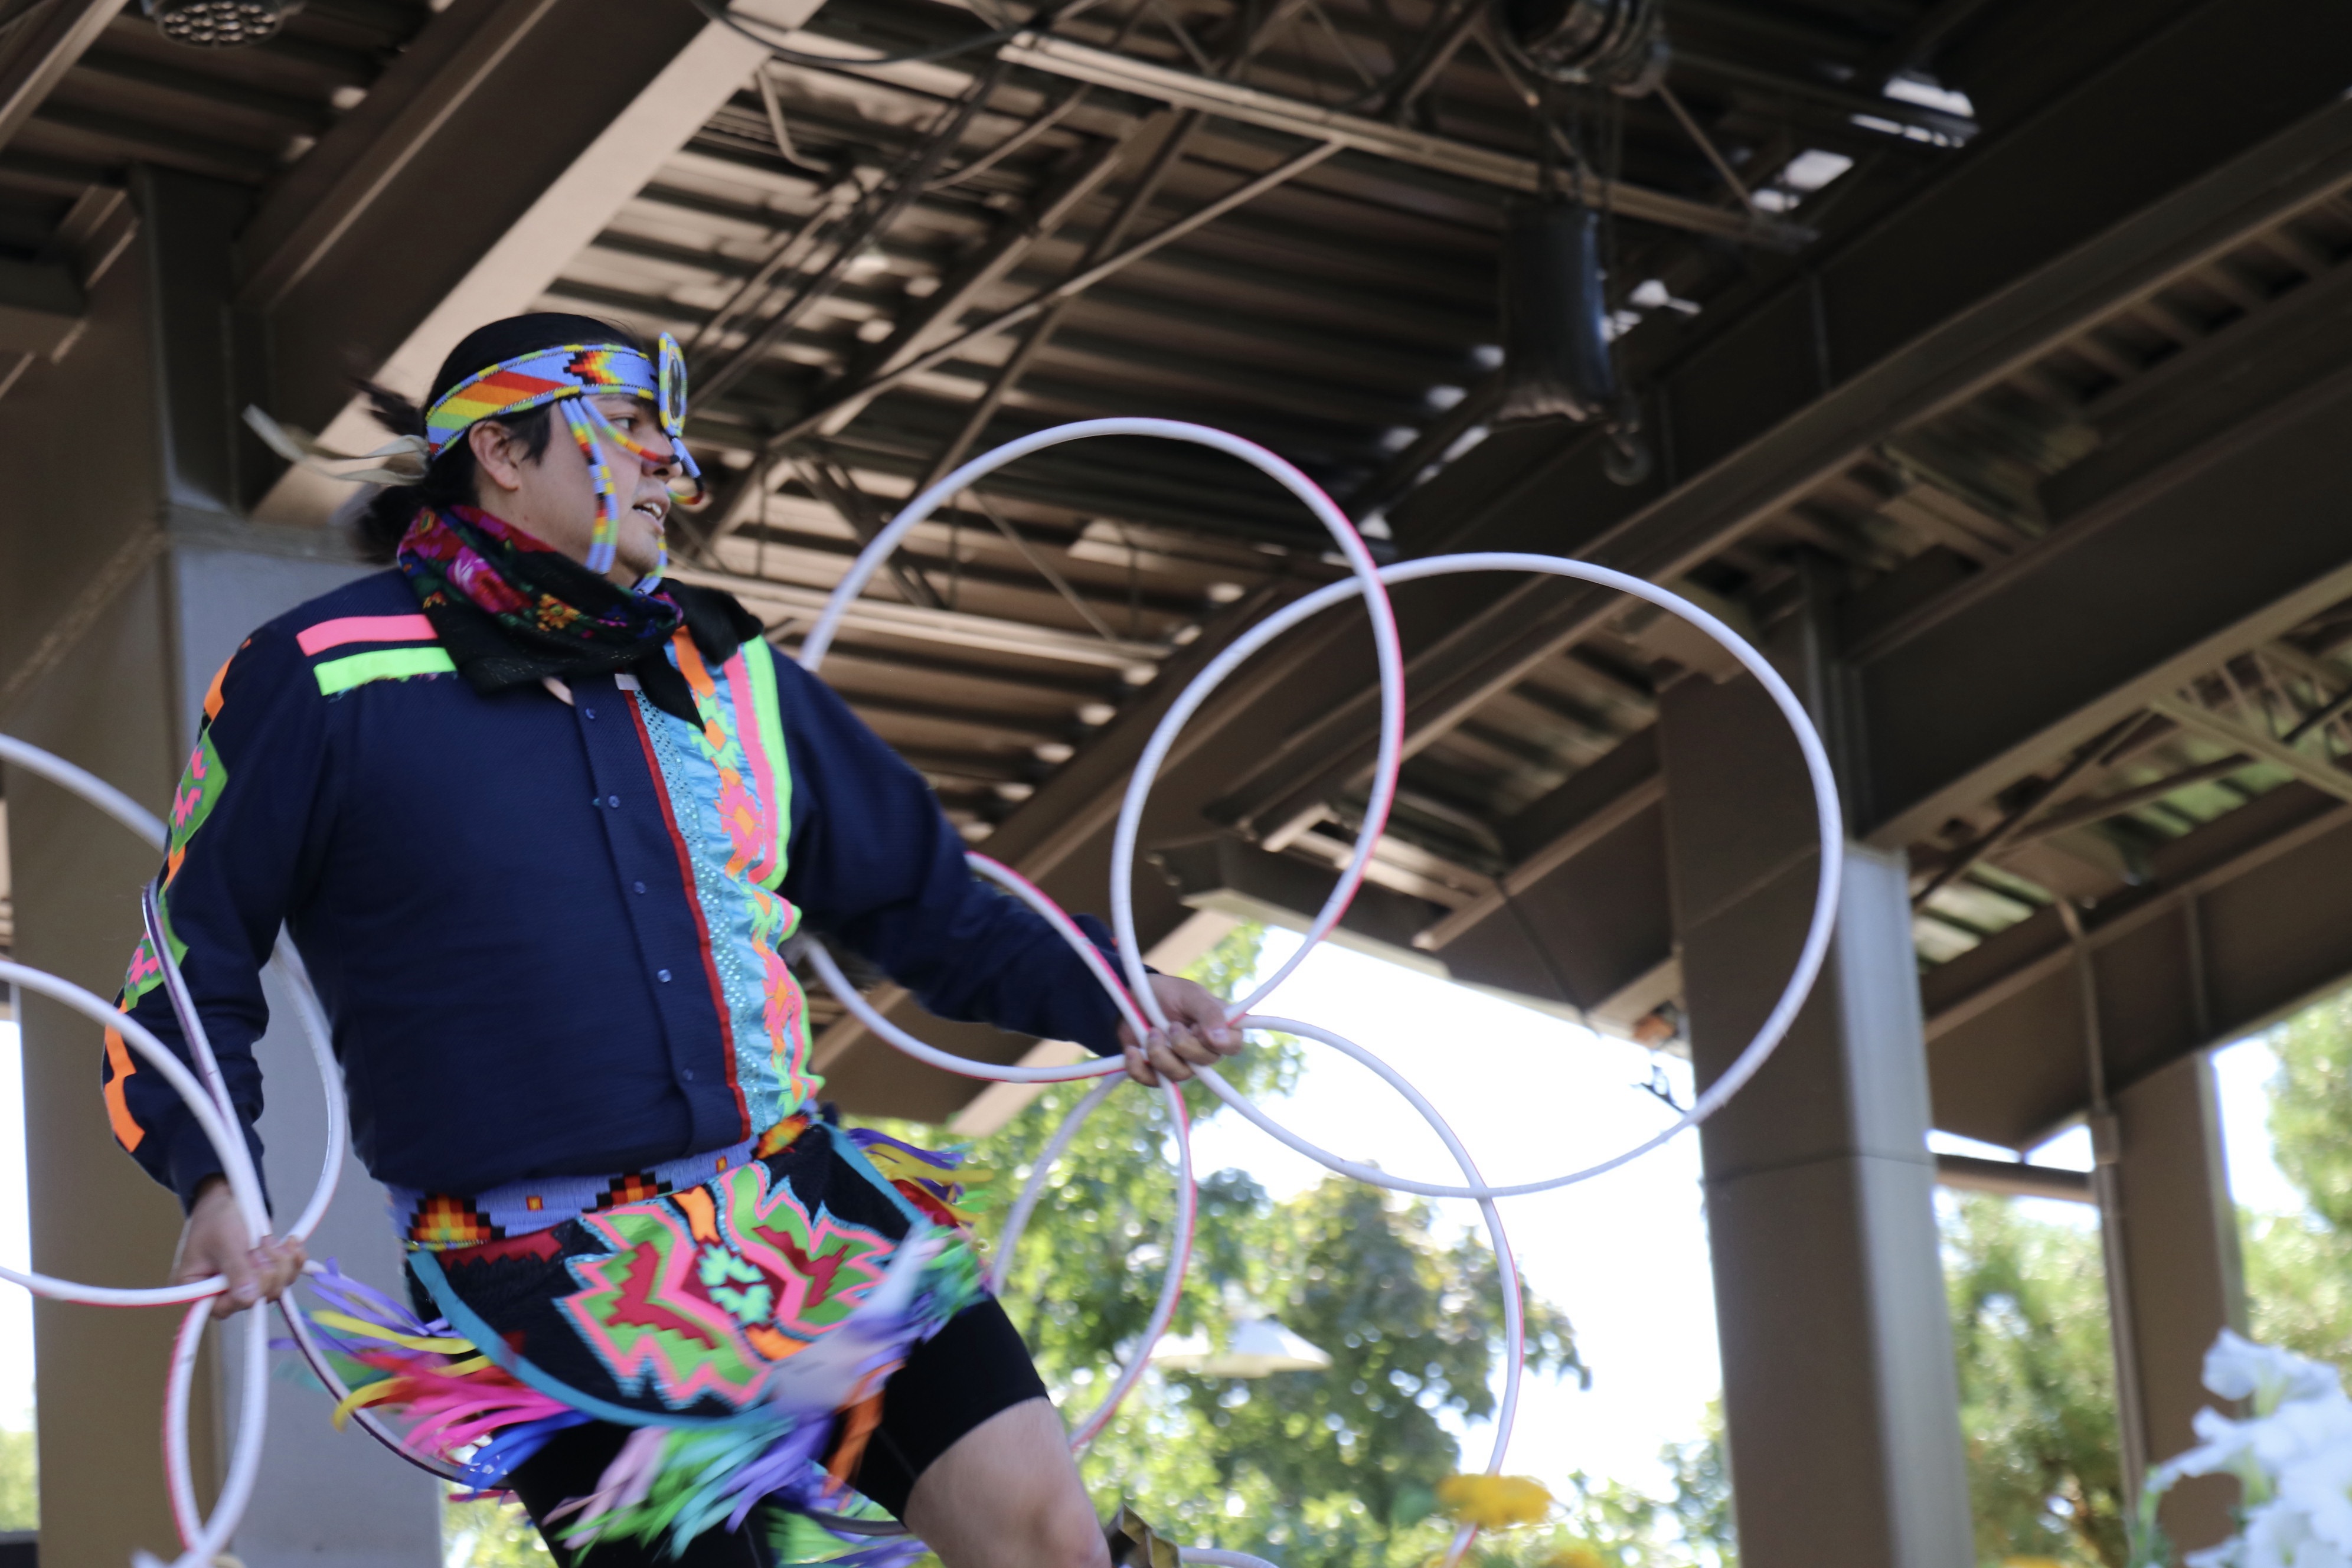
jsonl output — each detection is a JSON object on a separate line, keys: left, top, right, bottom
{"left": 296, "top": 615, "right": 438, "bottom": 655}
{"left": 741, "top": 639, "right": 795, "bottom": 894}
{"left": 309, "top": 1309, "right": 476, "bottom": 1355}
{"left": 313, "top": 647, "right": 456, "bottom": 695}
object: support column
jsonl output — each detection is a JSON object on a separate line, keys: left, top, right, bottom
{"left": 1658, "top": 628, "right": 1972, "bottom": 1568}
{"left": 0, "top": 168, "right": 436, "bottom": 1566}
{"left": 2109, "top": 1051, "right": 2246, "bottom": 1552}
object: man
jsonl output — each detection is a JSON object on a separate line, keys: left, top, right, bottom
{"left": 109, "top": 313, "right": 1243, "bottom": 1567}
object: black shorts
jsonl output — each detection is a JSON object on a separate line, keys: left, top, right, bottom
{"left": 505, "top": 1296, "right": 1047, "bottom": 1565}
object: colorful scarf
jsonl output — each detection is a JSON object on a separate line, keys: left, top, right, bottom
{"left": 396, "top": 504, "right": 759, "bottom": 723}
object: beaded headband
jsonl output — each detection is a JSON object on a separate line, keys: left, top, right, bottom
{"left": 422, "top": 334, "right": 704, "bottom": 580}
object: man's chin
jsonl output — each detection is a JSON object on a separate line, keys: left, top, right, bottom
{"left": 613, "top": 530, "right": 667, "bottom": 585}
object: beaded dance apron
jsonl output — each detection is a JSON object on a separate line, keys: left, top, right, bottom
{"left": 302, "top": 1114, "right": 986, "bottom": 1556}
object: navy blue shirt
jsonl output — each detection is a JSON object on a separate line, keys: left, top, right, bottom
{"left": 106, "top": 570, "right": 1125, "bottom": 1210}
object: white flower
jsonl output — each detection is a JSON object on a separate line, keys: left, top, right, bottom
{"left": 2206, "top": 1330, "right": 2344, "bottom": 1414}
{"left": 2278, "top": 1440, "right": 2352, "bottom": 1551}
{"left": 2142, "top": 1335, "right": 2352, "bottom": 1568}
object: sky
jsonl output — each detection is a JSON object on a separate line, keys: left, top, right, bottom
{"left": 1190, "top": 930, "right": 1719, "bottom": 1494}
{"left": 0, "top": 955, "right": 2314, "bottom": 1497}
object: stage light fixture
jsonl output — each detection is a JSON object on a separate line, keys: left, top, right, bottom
{"left": 1491, "top": 0, "right": 1666, "bottom": 92}
{"left": 1497, "top": 197, "right": 1616, "bottom": 427}
{"left": 145, "top": 0, "right": 298, "bottom": 47}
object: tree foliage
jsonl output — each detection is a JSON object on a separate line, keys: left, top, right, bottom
{"left": 1459, "top": 1406, "right": 1735, "bottom": 1568}
{"left": 935, "top": 923, "right": 1585, "bottom": 1568}
{"left": 445, "top": 1494, "right": 553, "bottom": 1567}
{"left": 1935, "top": 985, "right": 2352, "bottom": 1568}
{"left": 1942, "top": 1193, "right": 2126, "bottom": 1568}
{"left": 2245, "top": 995, "right": 2352, "bottom": 1368}
{"left": 0, "top": 1423, "right": 32, "bottom": 1534}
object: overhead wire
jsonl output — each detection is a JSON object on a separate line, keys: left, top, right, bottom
{"left": 688, "top": 0, "right": 1118, "bottom": 68}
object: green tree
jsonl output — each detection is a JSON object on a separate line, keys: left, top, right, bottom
{"left": 444, "top": 1495, "right": 552, "bottom": 1566}
{"left": 1942, "top": 1193, "right": 2125, "bottom": 1568}
{"left": 938, "top": 923, "right": 1582, "bottom": 1568}
{"left": 1442, "top": 1409, "right": 1734, "bottom": 1568}
{"left": 2245, "top": 994, "right": 2352, "bottom": 1366}
{"left": 0, "top": 1422, "right": 33, "bottom": 1533}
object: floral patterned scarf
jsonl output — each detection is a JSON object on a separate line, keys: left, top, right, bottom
{"left": 396, "top": 504, "right": 756, "bottom": 722}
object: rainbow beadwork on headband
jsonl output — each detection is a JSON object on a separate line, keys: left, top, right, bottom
{"left": 422, "top": 334, "right": 703, "bottom": 581}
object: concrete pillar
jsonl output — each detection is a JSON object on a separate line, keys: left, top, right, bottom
{"left": 1658, "top": 618, "right": 1972, "bottom": 1568}
{"left": 2107, "top": 1051, "right": 2246, "bottom": 1552}
{"left": 0, "top": 168, "right": 437, "bottom": 1566}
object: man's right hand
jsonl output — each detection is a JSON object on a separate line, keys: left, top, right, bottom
{"left": 172, "top": 1176, "right": 306, "bottom": 1320}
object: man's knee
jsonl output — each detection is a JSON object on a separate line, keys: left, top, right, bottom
{"left": 1027, "top": 1495, "right": 1113, "bottom": 1568}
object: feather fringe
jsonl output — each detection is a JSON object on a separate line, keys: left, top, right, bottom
{"left": 847, "top": 1127, "right": 995, "bottom": 1227}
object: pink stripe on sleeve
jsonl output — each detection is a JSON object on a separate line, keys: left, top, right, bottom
{"left": 296, "top": 615, "right": 437, "bottom": 655}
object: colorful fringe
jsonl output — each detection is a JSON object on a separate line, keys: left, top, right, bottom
{"left": 294, "top": 1177, "right": 988, "bottom": 1558}
{"left": 299, "top": 1262, "right": 589, "bottom": 1491}
{"left": 845, "top": 1126, "right": 994, "bottom": 1229}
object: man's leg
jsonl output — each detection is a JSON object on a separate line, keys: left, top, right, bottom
{"left": 901, "top": 1397, "right": 1114, "bottom": 1568}
{"left": 843, "top": 1301, "right": 1111, "bottom": 1568}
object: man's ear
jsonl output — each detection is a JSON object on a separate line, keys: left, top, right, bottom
{"left": 469, "top": 420, "right": 525, "bottom": 495}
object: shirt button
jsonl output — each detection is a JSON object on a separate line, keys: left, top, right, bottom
{"left": 682, "top": 1068, "right": 696, "bottom": 1082}
{"left": 657, "top": 968, "right": 672, "bottom": 983}
{"left": 633, "top": 881, "right": 647, "bottom": 894}
{"left": 607, "top": 795, "right": 620, "bottom": 808}
{"left": 584, "top": 707, "right": 596, "bottom": 720}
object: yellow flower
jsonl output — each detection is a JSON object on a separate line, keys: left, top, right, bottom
{"left": 1543, "top": 1543, "right": 1608, "bottom": 1568}
{"left": 1433, "top": 1473, "right": 1553, "bottom": 1528}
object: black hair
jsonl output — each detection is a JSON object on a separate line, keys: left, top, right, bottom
{"left": 351, "top": 312, "right": 649, "bottom": 563}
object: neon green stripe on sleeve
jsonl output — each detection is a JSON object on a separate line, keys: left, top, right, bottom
{"left": 743, "top": 638, "right": 795, "bottom": 891}
{"left": 312, "top": 646, "right": 456, "bottom": 695}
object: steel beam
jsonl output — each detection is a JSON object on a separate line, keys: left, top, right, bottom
{"left": 0, "top": 0, "right": 128, "bottom": 157}
{"left": 0, "top": 255, "right": 81, "bottom": 357}
{"left": 244, "top": 0, "right": 783, "bottom": 523}
{"left": 799, "top": 120, "right": 1145, "bottom": 443}
{"left": 1201, "top": 27, "right": 2352, "bottom": 850}
{"left": 2146, "top": 695, "right": 2352, "bottom": 805}
{"left": 998, "top": 32, "right": 1809, "bottom": 247}
{"left": 1860, "top": 371, "right": 2352, "bottom": 847}
{"left": 765, "top": 139, "right": 1341, "bottom": 447}
{"left": 1416, "top": 728, "right": 1661, "bottom": 950}
{"left": 1932, "top": 1153, "right": 2091, "bottom": 1203}
{"left": 910, "top": 107, "right": 1210, "bottom": 496}
{"left": 663, "top": 562, "right": 1167, "bottom": 669}
{"left": 1920, "top": 778, "right": 2352, "bottom": 1146}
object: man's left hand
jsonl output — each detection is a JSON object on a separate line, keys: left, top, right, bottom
{"left": 1118, "top": 975, "right": 1247, "bottom": 1087}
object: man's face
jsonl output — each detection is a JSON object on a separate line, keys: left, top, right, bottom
{"left": 470, "top": 392, "right": 676, "bottom": 586}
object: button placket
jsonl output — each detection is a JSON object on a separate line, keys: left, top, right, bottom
{"left": 577, "top": 675, "right": 740, "bottom": 1145}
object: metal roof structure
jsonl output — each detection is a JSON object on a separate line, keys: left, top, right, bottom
{"left": 496, "top": 0, "right": 1994, "bottom": 1103}
{"left": 3, "top": 0, "right": 2351, "bottom": 1140}
{"left": 5, "top": 5, "right": 2352, "bottom": 1562}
